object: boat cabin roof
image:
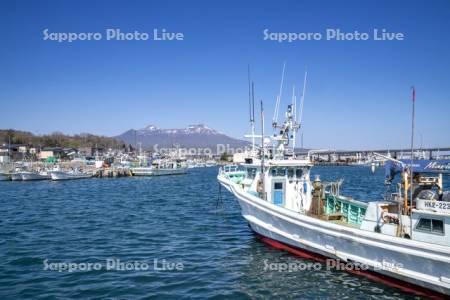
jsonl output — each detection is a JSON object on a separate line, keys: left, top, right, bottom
{"left": 267, "top": 159, "right": 312, "bottom": 167}
{"left": 241, "top": 159, "right": 312, "bottom": 169}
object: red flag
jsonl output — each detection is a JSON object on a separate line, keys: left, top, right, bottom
{"left": 412, "top": 86, "right": 416, "bottom": 102}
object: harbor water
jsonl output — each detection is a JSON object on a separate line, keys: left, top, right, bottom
{"left": 1, "top": 166, "right": 443, "bottom": 299}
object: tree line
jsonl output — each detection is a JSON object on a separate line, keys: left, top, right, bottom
{"left": 0, "top": 129, "right": 126, "bottom": 150}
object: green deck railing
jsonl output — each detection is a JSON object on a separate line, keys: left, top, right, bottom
{"left": 325, "top": 194, "right": 366, "bottom": 226}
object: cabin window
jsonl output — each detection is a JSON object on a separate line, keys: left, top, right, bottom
{"left": 271, "top": 168, "right": 276, "bottom": 176}
{"left": 247, "top": 168, "right": 256, "bottom": 179}
{"left": 416, "top": 218, "right": 431, "bottom": 231}
{"left": 274, "top": 182, "right": 283, "bottom": 190}
{"left": 296, "top": 168, "right": 303, "bottom": 178}
{"left": 416, "top": 218, "right": 444, "bottom": 234}
{"left": 432, "top": 219, "right": 444, "bottom": 234}
{"left": 287, "top": 168, "right": 294, "bottom": 178}
{"left": 271, "top": 168, "right": 286, "bottom": 177}
{"left": 276, "top": 168, "right": 286, "bottom": 177}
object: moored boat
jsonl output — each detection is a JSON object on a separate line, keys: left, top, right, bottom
{"left": 10, "top": 173, "right": 23, "bottom": 181}
{"left": 0, "top": 171, "right": 10, "bottom": 181}
{"left": 130, "top": 143, "right": 154, "bottom": 176}
{"left": 10, "top": 167, "right": 26, "bottom": 181}
{"left": 217, "top": 69, "right": 450, "bottom": 297}
{"left": 150, "top": 159, "right": 188, "bottom": 176}
{"left": 21, "top": 171, "right": 51, "bottom": 181}
{"left": 131, "top": 167, "right": 153, "bottom": 176}
{"left": 50, "top": 170, "right": 92, "bottom": 181}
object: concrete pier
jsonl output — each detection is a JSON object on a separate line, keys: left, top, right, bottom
{"left": 94, "top": 168, "right": 133, "bottom": 178}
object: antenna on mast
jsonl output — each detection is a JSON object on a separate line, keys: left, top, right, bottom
{"left": 248, "top": 65, "right": 256, "bottom": 153}
{"left": 292, "top": 85, "right": 297, "bottom": 121}
{"left": 298, "top": 68, "right": 307, "bottom": 125}
{"left": 260, "top": 99, "right": 266, "bottom": 200}
{"left": 272, "top": 62, "right": 286, "bottom": 128}
{"left": 409, "top": 86, "right": 416, "bottom": 237}
{"left": 252, "top": 82, "right": 255, "bottom": 124}
{"left": 247, "top": 65, "right": 253, "bottom": 123}
{"left": 292, "top": 85, "right": 297, "bottom": 152}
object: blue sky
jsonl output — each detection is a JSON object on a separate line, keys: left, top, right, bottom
{"left": 1, "top": 0, "right": 449, "bottom": 150}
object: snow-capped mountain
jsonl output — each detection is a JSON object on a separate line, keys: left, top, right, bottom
{"left": 116, "top": 124, "right": 248, "bottom": 151}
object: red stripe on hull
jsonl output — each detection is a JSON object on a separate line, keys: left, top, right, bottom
{"left": 255, "top": 233, "right": 448, "bottom": 300}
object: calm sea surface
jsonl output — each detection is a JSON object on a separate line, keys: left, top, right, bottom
{"left": 1, "top": 166, "right": 445, "bottom": 299}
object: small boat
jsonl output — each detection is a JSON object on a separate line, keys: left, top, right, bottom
{"left": 10, "top": 173, "right": 23, "bottom": 181}
{"left": 205, "top": 160, "right": 217, "bottom": 167}
{"left": 10, "top": 167, "right": 25, "bottom": 181}
{"left": 130, "top": 167, "right": 153, "bottom": 176}
{"left": 21, "top": 171, "right": 51, "bottom": 181}
{"left": 0, "top": 172, "right": 10, "bottom": 181}
{"left": 131, "top": 143, "right": 153, "bottom": 176}
{"left": 150, "top": 159, "right": 188, "bottom": 176}
{"left": 151, "top": 167, "right": 187, "bottom": 176}
{"left": 50, "top": 169, "right": 92, "bottom": 181}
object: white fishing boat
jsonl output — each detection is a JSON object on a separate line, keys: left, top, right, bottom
{"left": 0, "top": 164, "right": 11, "bottom": 180}
{"left": 0, "top": 172, "right": 10, "bottom": 181}
{"left": 131, "top": 167, "right": 153, "bottom": 176}
{"left": 205, "top": 160, "right": 217, "bottom": 167}
{"left": 150, "top": 159, "right": 188, "bottom": 176}
{"left": 10, "top": 172, "right": 23, "bottom": 181}
{"left": 218, "top": 69, "right": 450, "bottom": 297}
{"left": 130, "top": 143, "right": 154, "bottom": 176}
{"left": 131, "top": 143, "right": 188, "bottom": 176}
{"left": 50, "top": 169, "right": 92, "bottom": 181}
{"left": 21, "top": 171, "right": 51, "bottom": 181}
{"left": 10, "top": 167, "right": 26, "bottom": 181}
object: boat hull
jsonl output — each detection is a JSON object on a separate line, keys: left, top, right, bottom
{"left": 254, "top": 232, "right": 447, "bottom": 299}
{"left": 0, "top": 173, "right": 10, "bottom": 181}
{"left": 131, "top": 168, "right": 153, "bottom": 176}
{"left": 50, "top": 171, "right": 91, "bottom": 181}
{"left": 10, "top": 173, "right": 23, "bottom": 181}
{"left": 131, "top": 167, "right": 187, "bottom": 176}
{"left": 21, "top": 172, "right": 50, "bottom": 181}
{"left": 218, "top": 175, "right": 450, "bottom": 297}
{"left": 151, "top": 168, "right": 188, "bottom": 176}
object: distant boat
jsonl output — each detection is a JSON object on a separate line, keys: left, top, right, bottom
{"left": 130, "top": 167, "right": 153, "bottom": 176}
{"left": 131, "top": 143, "right": 188, "bottom": 176}
{"left": 10, "top": 173, "right": 23, "bottom": 181}
{"left": 205, "top": 160, "right": 217, "bottom": 167}
{"left": 130, "top": 143, "right": 153, "bottom": 176}
{"left": 132, "top": 161, "right": 188, "bottom": 176}
{"left": 10, "top": 167, "right": 25, "bottom": 181}
{"left": 151, "top": 167, "right": 187, "bottom": 176}
{"left": 150, "top": 159, "right": 188, "bottom": 176}
{"left": 50, "top": 170, "right": 92, "bottom": 181}
{"left": 0, "top": 172, "right": 10, "bottom": 181}
{"left": 21, "top": 171, "right": 51, "bottom": 181}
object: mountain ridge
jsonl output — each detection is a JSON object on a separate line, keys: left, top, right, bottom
{"left": 115, "top": 124, "right": 249, "bottom": 151}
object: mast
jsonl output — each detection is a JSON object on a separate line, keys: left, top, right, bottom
{"left": 409, "top": 87, "right": 415, "bottom": 235}
{"left": 8, "top": 134, "right": 11, "bottom": 163}
{"left": 260, "top": 100, "right": 265, "bottom": 200}
{"left": 294, "top": 69, "right": 308, "bottom": 154}
{"left": 291, "top": 85, "right": 297, "bottom": 152}
{"left": 248, "top": 65, "right": 252, "bottom": 126}
{"left": 298, "top": 69, "right": 307, "bottom": 125}
{"left": 272, "top": 62, "right": 286, "bottom": 127}
{"left": 138, "top": 142, "right": 143, "bottom": 166}
{"left": 301, "top": 132, "right": 304, "bottom": 149}
{"left": 248, "top": 66, "right": 256, "bottom": 154}
{"left": 251, "top": 82, "right": 256, "bottom": 153}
